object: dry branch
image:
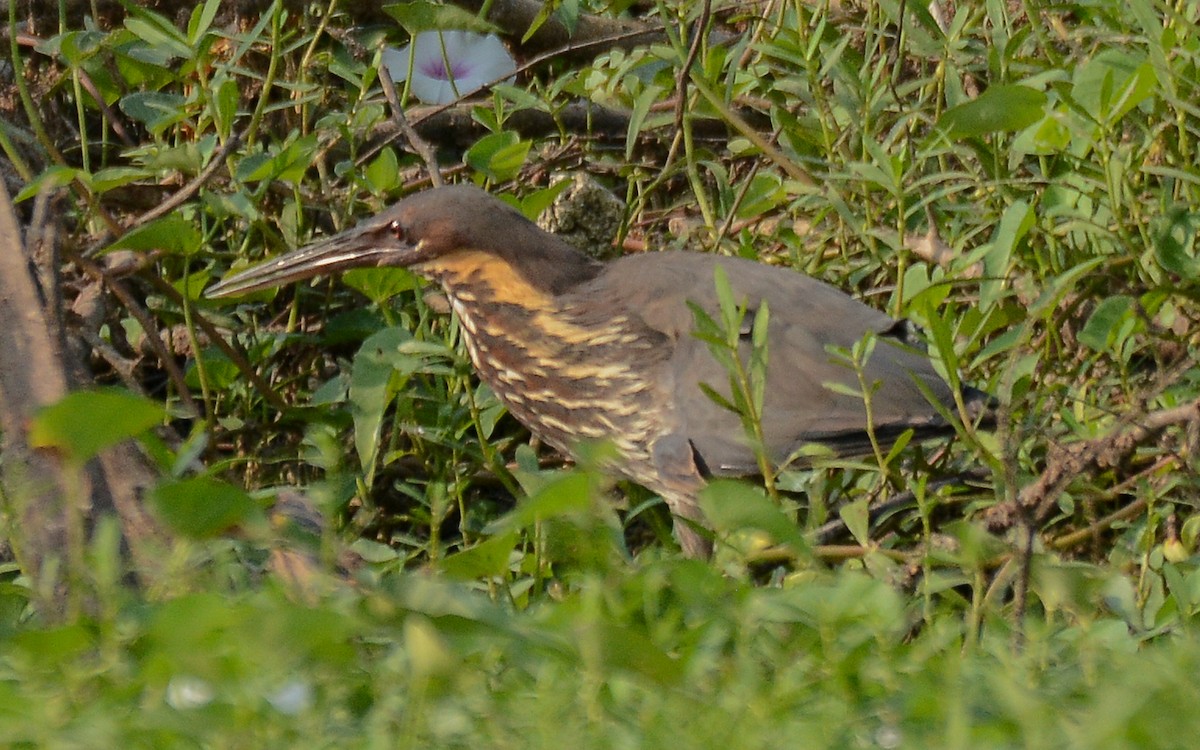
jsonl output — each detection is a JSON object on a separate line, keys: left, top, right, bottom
{"left": 0, "top": 181, "right": 168, "bottom": 618}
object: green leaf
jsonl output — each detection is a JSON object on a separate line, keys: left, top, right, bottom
{"left": 1155, "top": 210, "right": 1200, "bottom": 279}
{"left": 626, "top": 84, "right": 664, "bottom": 161}
{"left": 440, "top": 533, "right": 518, "bottom": 580}
{"left": 364, "top": 147, "right": 400, "bottom": 195}
{"left": 712, "top": 265, "right": 740, "bottom": 343}
{"left": 343, "top": 267, "right": 421, "bottom": 304}
{"left": 838, "top": 497, "right": 871, "bottom": 546}
{"left": 349, "top": 327, "right": 415, "bottom": 476}
{"left": 90, "top": 166, "right": 157, "bottom": 193}
{"left": 698, "top": 382, "right": 738, "bottom": 414}
{"left": 120, "top": 91, "right": 189, "bottom": 134}
{"left": 699, "top": 479, "right": 807, "bottom": 554}
{"left": 105, "top": 214, "right": 202, "bottom": 255}
{"left": 1078, "top": 295, "right": 1134, "bottom": 352}
{"left": 48, "top": 30, "right": 106, "bottom": 66}
{"left": 464, "top": 131, "right": 531, "bottom": 182}
{"left": 132, "top": 136, "right": 217, "bottom": 173}
{"left": 937, "top": 85, "right": 1047, "bottom": 138}
{"left": 489, "top": 471, "right": 596, "bottom": 533}
{"left": 383, "top": 2, "right": 499, "bottom": 34}
{"left": 1073, "top": 50, "right": 1157, "bottom": 126}
{"left": 590, "top": 622, "right": 682, "bottom": 685}
{"left": 186, "top": 348, "right": 240, "bottom": 393}
{"left": 150, "top": 477, "right": 260, "bottom": 538}
{"left": 171, "top": 268, "right": 212, "bottom": 302}
{"left": 29, "top": 389, "right": 164, "bottom": 464}
{"left": 212, "top": 75, "right": 240, "bottom": 140}
{"left": 14, "top": 165, "right": 81, "bottom": 202}
{"left": 1012, "top": 109, "right": 1072, "bottom": 155}
{"left": 737, "top": 172, "right": 787, "bottom": 219}
{"left": 517, "top": 181, "right": 573, "bottom": 219}
{"left": 520, "top": 0, "right": 557, "bottom": 43}
{"left": 236, "top": 134, "right": 320, "bottom": 184}
{"left": 186, "top": 0, "right": 223, "bottom": 45}
{"left": 124, "top": 10, "right": 192, "bottom": 61}
{"left": 981, "top": 200, "right": 1034, "bottom": 307}
{"left": 11, "top": 624, "right": 93, "bottom": 668}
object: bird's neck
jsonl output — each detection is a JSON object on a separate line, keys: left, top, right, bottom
{"left": 414, "top": 239, "right": 601, "bottom": 294}
{"left": 420, "top": 249, "right": 601, "bottom": 351}
{"left": 413, "top": 249, "right": 660, "bottom": 455}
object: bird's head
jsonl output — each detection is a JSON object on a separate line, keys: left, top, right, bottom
{"left": 206, "top": 185, "right": 599, "bottom": 299}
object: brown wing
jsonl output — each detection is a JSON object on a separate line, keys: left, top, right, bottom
{"left": 587, "top": 252, "right": 960, "bottom": 476}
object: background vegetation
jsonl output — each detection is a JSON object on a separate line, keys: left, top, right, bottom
{"left": 1, "top": 0, "right": 1199, "bottom": 746}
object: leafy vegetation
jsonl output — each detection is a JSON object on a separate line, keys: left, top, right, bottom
{"left": 1, "top": 0, "right": 1199, "bottom": 746}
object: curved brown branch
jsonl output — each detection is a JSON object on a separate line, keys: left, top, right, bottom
{"left": 1019, "top": 399, "right": 1200, "bottom": 526}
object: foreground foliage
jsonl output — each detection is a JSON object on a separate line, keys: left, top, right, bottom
{"left": 1, "top": 0, "right": 1199, "bottom": 746}
{"left": 1, "top": 530, "right": 1199, "bottom": 748}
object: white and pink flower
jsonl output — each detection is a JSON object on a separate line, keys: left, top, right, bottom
{"left": 383, "top": 31, "right": 517, "bottom": 105}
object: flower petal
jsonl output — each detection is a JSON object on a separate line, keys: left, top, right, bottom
{"left": 381, "top": 45, "right": 412, "bottom": 83}
{"left": 382, "top": 31, "right": 516, "bottom": 105}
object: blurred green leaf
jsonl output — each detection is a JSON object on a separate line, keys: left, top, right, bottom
{"left": 489, "top": 471, "right": 596, "bottom": 533}
{"left": 1079, "top": 295, "right": 1135, "bottom": 352}
{"left": 699, "top": 479, "right": 807, "bottom": 554}
{"left": 383, "top": 2, "right": 499, "bottom": 33}
{"left": 13, "top": 165, "right": 80, "bottom": 202}
{"left": 120, "top": 91, "right": 189, "bottom": 134}
{"left": 440, "top": 533, "right": 518, "bottom": 580}
{"left": 29, "top": 389, "right": 164, "bottom": 464}
{"left": 590, "top": 622, "right": 682, "bottom": 685}
{"left": 150, "top": 477, "right": 260, "bottom": 538}
{"left": 10, "top": 624, "right": 93, "bottom": 668}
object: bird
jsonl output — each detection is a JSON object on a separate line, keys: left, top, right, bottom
{"left": 207, "top": 184, "right": 988, "bottom": 557}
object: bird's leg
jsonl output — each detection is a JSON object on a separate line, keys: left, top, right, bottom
{"left": 652, "top": 435, "right": 714, "bottom": 558}
{"left": 663, "top": 490, "right": 714, "bottom": 559}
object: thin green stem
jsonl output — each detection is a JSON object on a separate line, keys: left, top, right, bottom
{"left": 244, "top": 0, "right": 283, "bottom": 146}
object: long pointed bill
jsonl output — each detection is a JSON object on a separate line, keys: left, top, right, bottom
{"left": 206, "top": 216, "right": 418, "bottom": 298}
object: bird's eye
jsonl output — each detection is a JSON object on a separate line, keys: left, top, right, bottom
{"left": 389, "top": 220, "right": 405, "bottom": 241}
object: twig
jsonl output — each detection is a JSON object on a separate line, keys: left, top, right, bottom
{"left": 361, "top": 25, "right": 678, "bottom": 165}
{"left": 82, "top": 133, "right": 241, "bottom": 257}
{"left": 377, "top": 62, "right": 442, "bottom": 187}
{"left": 672, "top": 0, "right": 712, "bottom": 144}
{"left": 145, "top": 276, "right": 291, "bottom": 413}
{"left": 1021, "top": 399, "right": 1200, "bottom": 525}
{"left": 1009, "top": 520, "right": 1034, "bottom": 650}
{"left": 1047, "top": 454, "right": 1177, "bottom": 551}
{"left": 128, "top": 134, "right": 243, "bottom": 231}
{"left": 812, "top": 474, "right": 985, "bottom": 544}
{"left": 688, "top": 75, "right": 814, "bottom": 186}
{"left": 73, "top": 256, "right": 202, "bottom": 419}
